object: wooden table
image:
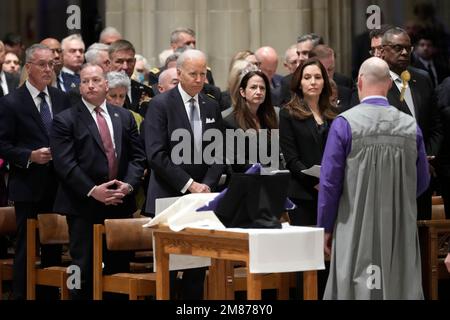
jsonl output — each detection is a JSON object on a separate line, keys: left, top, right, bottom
{"left": 417, "top": 219, "right": 450, "bottom": 300}
{"left": 152, "top": 225, "right": 318, "bottom": 300}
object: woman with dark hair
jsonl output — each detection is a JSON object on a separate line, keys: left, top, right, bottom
{"left": 223, "top": 69, "right": 279, "bottom": 172}
{"left": 280, "top": 57, "right": 337, "bottom": 226}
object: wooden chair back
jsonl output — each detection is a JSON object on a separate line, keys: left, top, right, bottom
{"left": 93, "top": 218, "right": 156, "bottom": 300}
{"left": 26, "top": 213, "right": 70, "bottom": 300}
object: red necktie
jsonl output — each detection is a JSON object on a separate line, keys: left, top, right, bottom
{"left": 94, "top": 107, "right": 117, "bottom": 179}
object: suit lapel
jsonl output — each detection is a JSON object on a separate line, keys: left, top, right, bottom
{"left": 407, "top": 68, "right": 420, "bottom": 117}
{"left": 21, "top": 86, "right": 49, "bottom": 137}
{"left": 387, "top": 82, "right": 412, "bottom": 116}
{"left": 173, "top": 88, "right": 193, "bottom": 133}
{"left": 77, "top": 101, "right": 106, "bottom": 153}
{"left": 107, "top": 105, "right": 122, "bottom": 160}
{"left": 198, "top": 93, "right": 208, "bottom": 133}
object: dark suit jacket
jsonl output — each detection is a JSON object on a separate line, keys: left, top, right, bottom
{"left": 411, "top": 55, "right": 450, "bottom": 86}
{"left": 386, "top": 67, "right": 442, "bottom": 156}
{"left": 124, "top": 79, "right": 155, "bottom": 115}
{"left": 4, "top": 72, "right": 19, "bottom": 94}
{"left": 50, "top": 100, "right": 146, "bottom": 218}
{"left": 279, "top": 108, "right": 329, "bottom": 200}
{"left": 0, "top": 85, "right": 71, "bottom": 202}
{"left": 144, "top": 86, "right": 225, "bottom": 214}
{"left": 333, "top": 72, "right": 353, "bottom": 89}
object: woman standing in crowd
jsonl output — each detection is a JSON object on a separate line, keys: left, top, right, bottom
{"left": 106, "top": 71, "right": 143, "bottom": 130}
{"left": 280, "top": 58, "right": 337, "bottom": 226}
{"left": 223, "top": 69, "right": 279, "bottom": 172}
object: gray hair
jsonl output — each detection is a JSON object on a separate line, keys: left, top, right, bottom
{"left": 25, "top": 44, "right": 52, "bottom": 63}
{"left": 170, "top": 27, "right": 196, "bottom": 44}
{"left": 297, "top": 33, "right": 324, "bottom": 46}
{"left": 158, "top": 67, "right": 177, "bottom": 85}
{"left": 107, "top": 71, "right": 131, "bottom": 90}
{"left": 382, "top": 27, "right": 409, "bottom": 45}
{"left": 135, "top": 54, "right": 149, "bottom": 69}
{"left": 61, "top": 33, "right": 85, "bottom": 51}
{"left": 99, "top": 27, "right": 122, "bottom": 42}
{"left": 284, "top": 44, "right": 297, "bottom": 62}
{"left": 164, "top": 52, "right": 180, "bottom": 68}
{"left": 108, "top": 39, "right": 135, "bottom": 57}
{"left": 85, "top": 43, "right": 109, "bottom": 64}
{"left": 176, "top": 49, "right": 206, "bottom": 69}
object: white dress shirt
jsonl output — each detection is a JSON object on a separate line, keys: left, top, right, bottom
{"left": 82, "top": 97, "right": 116, "bottom": 150}
{"left": 390, "top": 70, "right": 415, "bottom": 118}
{"left": 1, "top": 71, "right": 9, "bottom": 95}
{"left": 25, "top": 81, "right": 53, "bottom": 117}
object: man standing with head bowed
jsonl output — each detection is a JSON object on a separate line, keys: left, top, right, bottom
{"left": 0, "top": 44, "right": 71, "bottom": 299}
{"left": 144, "top": 49, "right": 224, "bottom": 299}
{"left": 318, "top": 57, "right": 429, "bottom": 299}
{"left": 50, "top": 63, "right": 146, "bottom": 299}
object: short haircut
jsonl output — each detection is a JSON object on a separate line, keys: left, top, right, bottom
{"left": 61, "top": 33, "right": 85, "bottom": 51}
{"left": 309, "top": 45, "right": 334, "bottom": 59}
{"left": 170, "top": 27, "right": 196, "bottom": 44}
{"left": 108, "top": 39, "right": 135, "bottom": 57}
{"left": 382, "top": 27, "right": 409, "bottom": 45}
{"left": 80, "top": 63, "right": 106, "bottom": 78}
{"left": 297, "top": 33, "right": 324, "bottom": 46}
{"left": 135, "top": 54, "right": 149, "bottom": 69}
{"left": 158, "top": 68, "right": 176, "bottom": 86}
{"left": 107, "top": 71, "right": 131, "bottom": 89}
{"left": 25, "top": 44, "right": 51, "bottom": 63}
{"left": 164, "top": 52, "right": 180, "bottom": 68}
{"left": 369, "top": 24, "right": 395, "bottom": 40}
{"left": 176, "top": 49, "right": 206, "bottom": 69}
{"left": 85, "top": 43, "right": 109, "bottom": 64}
{"left": 100, "top": 27, "right": 122, "bottom": 40}
{"left": 3, "top": 32, "right": 22, "bottom": 46}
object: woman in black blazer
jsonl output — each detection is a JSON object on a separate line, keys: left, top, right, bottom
{"left": 223, "top": 69, "right": 278, "bottom": 172}
{"left": 280, "top": 58, "right": 337, "bottom": 226}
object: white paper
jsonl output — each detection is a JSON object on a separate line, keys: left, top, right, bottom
{"left": 301, "top": 165, "right": 321, "bottom": 178}
{"left": 147, "top": 194, "right": 225, "bottom": 271}
{"left": 143, "top": 193, "right": 225, "bottom": 230}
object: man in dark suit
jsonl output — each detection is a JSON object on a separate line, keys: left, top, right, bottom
{"left": 144, "top": 49, "right": 224, "bottom": 299}
{"left": 50, "top": 63, "right": 146, "bottom": 299}
{"left": 0, "top": 40, "right": 19, "bottom": 97}
{"left": 109, "top": 40, "right": 154, "bottom": 116}
{"left": 378, "top": 27, "right": 442, "bottom": 219}
{"left": 255, "top": 46, "right": 284, "bottom": 106}
{"left": 58, "top": 34, "right": 84, "bottom": 93}
{"left": 411, "top": 32, "right": 450, "bottom": 87}
{"left": 0, "top": 44, "right": 71, "bottom": 299}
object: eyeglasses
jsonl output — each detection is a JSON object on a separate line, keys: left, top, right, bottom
{"left": 28, "top": 61, "right": 54, "bottom": 69}
{"left": 382, "top": 44, "right": 413, "bottom": 54}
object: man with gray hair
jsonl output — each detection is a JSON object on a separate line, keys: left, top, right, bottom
{"left": 144, "top": 49, "right": 224, "bottom": 299}
{"left": 99, "top": 26, "right": 122, "bottom": 45}
{"left": 85, "top": 43, "right": 110, "bottom": 72}
{"left": 0, "top": 43, "right": 71, "bottom": 299}
{"left": 318, "top": 57, "right": 429, "bottom": 299}
{"left": 59, "top": 34, "right": 85, "bottom": 92}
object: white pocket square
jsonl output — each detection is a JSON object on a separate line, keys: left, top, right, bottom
{"left": 206, "top": 118, "right": 215, "bottom": 124}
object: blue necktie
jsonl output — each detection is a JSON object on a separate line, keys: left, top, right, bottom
{"left": 38, "top": 92, "right": 52, "bottom": 134}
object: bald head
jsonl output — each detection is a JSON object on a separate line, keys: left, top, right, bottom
{"left": 357, "top": 57, "right": 392, "bottom": 100}
{"left": 255, "top": 46, "right": 278, "bottom": 81}
{"left": 158, "top": 67, "right": 179, "bottom": 93}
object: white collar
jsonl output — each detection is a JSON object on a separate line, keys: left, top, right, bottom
{"left": 62, "top": 66, "right": 77, "bottom": 75}
{"left": 177, "top": 83, "right": 199, "bottom": 104}
{"left": 25, "top": 80, "right": 49, "bottom": 99}
{"left": 82, "top": 97, "right": 107, "bottom": 114}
